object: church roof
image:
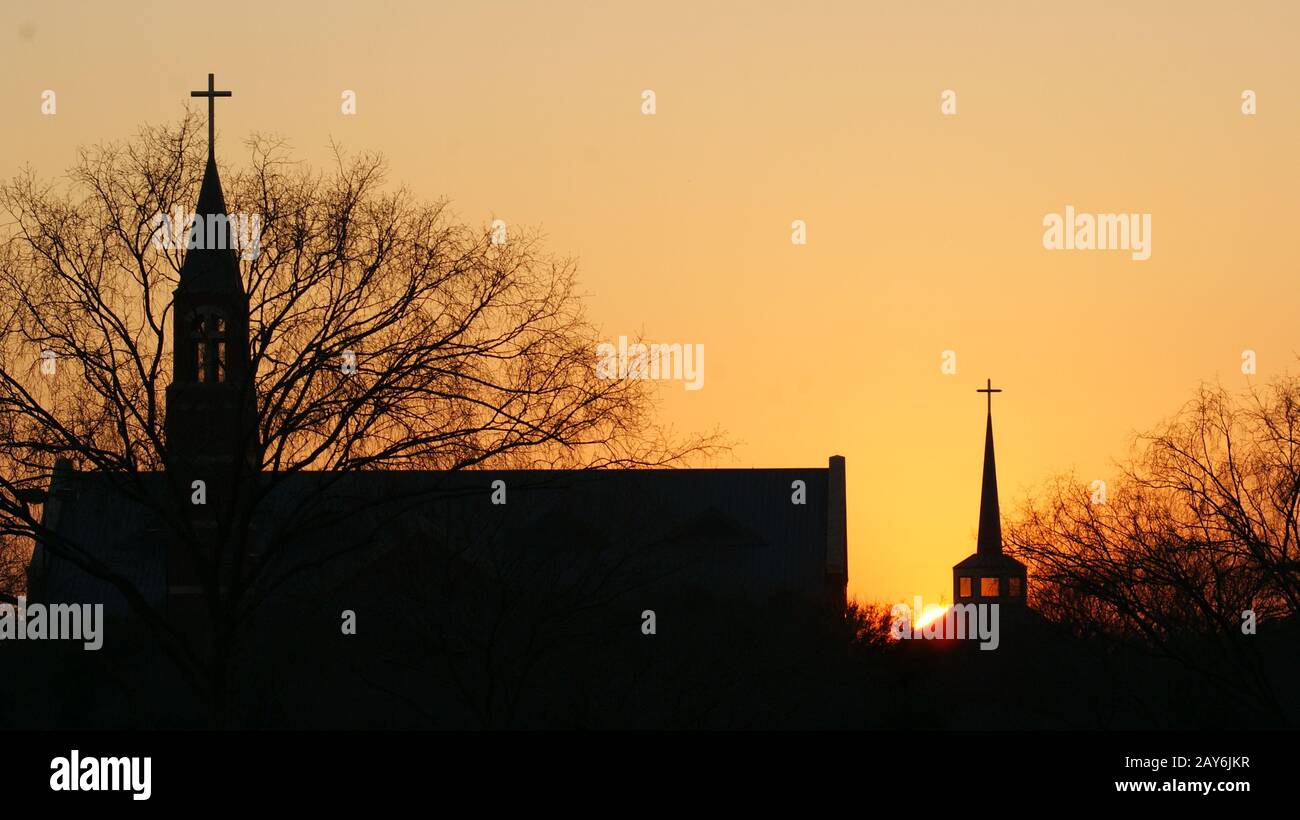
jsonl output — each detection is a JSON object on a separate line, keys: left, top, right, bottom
{"left": 27, "top": 468, "right": 168, "bottom": 611}
{"left": 953, "top": 551, "right": 1025, "bottom": 571}
{"left": 32, "top": 466, "right": 845, "bottom": 614}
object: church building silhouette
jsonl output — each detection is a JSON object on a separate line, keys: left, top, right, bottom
{"left": 25, "top": 75, "right": 849, "bottom": 623}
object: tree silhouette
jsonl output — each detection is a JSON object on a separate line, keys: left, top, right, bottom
{"left": 1004, "top": 379, "right": 1300, "bottom": 724}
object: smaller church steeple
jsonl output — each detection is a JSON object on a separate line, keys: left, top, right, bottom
{"left": 953, "top": 379, "right": 1027, "bottom": 606}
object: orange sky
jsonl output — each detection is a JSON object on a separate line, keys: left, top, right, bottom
{"left": 4, "top": 1, "right": 1300, "bottom": 606}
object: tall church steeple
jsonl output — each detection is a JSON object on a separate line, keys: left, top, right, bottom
{"left": 952, "top": 379, "right": 1026, "bottom": 606}
{"left": 165, "top": 73, "right": 259, "bottom": 486}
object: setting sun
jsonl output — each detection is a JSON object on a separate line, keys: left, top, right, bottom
{"left": 914, "top": 604, "right": 951, "bottom": 631}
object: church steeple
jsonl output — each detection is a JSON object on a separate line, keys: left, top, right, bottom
{"left": 165, "top": 72, "right": 259, "bottom": 483}
{"left": 952, "top": 379, "right": 1027, "bottom": 606}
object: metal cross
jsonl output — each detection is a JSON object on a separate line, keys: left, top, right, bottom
{"left": 977, "top": 378, "right": 1002, "bottom": 415}
{"left": 190, "top": 73, "right": 232, "bottom": 160}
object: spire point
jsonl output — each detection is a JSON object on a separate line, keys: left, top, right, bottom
{"left": 975, "top": 379, "right": 1004, "bottom": 556}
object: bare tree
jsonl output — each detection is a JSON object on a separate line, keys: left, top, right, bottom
{"left": 0, "top": 113, "right": 721, "bottom": 722}
{"left": 1004, "top": 379, "right": 1300, "bottom": 723}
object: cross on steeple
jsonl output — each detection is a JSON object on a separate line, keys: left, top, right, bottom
{"left": 977, "top": 378, "right": 1002, "bottom": 415}
{"left": 190, "top": 73, "right": 232, "bottom": 161}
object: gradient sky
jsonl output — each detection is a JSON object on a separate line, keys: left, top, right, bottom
{"left": 4, "top": 1, "right": 1300, "bottom": 606}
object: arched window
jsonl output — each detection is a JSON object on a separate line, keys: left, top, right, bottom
{"left": 191, "top": 308, "right": 227, "bottom": 384}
